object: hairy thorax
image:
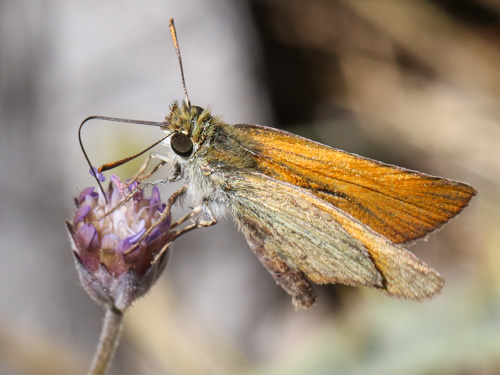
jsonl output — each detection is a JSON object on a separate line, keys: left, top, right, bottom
{"left": 163, "top": 103, "right": 259, "bottom": 217}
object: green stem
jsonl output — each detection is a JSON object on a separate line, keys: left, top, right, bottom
{"left": 88, "top": 307, "right": 124, "bottom": 375}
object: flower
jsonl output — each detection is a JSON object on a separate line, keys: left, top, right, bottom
{"left": 66, "top": 172, "right": 172, "bottom": 311}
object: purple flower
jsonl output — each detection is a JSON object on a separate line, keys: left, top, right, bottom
{"left": 66, "top": 175, "right": 171, "bottom": 311}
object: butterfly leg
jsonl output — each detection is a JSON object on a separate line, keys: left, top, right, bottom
{"left": 129, "top": 152, "right": 167, "bottom": 182}
{"left": 169, "top": 199, "right": 217, "bottom": 241}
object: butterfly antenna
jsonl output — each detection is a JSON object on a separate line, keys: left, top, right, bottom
{"left": 169, "top": 18, "right": 190, "bottom": 108}
{"left": 78, "top": 115, "right": 167, "bottom": 203}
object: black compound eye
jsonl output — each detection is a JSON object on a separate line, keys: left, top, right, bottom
{"left": 171, "top": 132, "right": 193, "bottom": 157}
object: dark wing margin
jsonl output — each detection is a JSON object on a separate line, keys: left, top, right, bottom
{"left": 243, "top": 227, "right": 317, "bottom": 309}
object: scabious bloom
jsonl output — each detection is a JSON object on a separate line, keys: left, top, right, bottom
{"left": 66, "top": 172, "right": 172, "bottom": 311}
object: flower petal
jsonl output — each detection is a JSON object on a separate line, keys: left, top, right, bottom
{"left": 74, "top": 205, "right": 91, "bottom": 225}
{"left": 128, "top": 225, "right": 146, "bottom": 244}
{"left": 77, "top": 187, "right": 97, "bottom": 204}
{"left": 101, "top": 233, "right": 120, "bottom": 250}
{"left": 89, "top": 167, "right": 106, "bottom": 182}
{"left": 75, "top": 224, "right": 99, "bottom": 252}
{"left": 110, "top": 175, "right": 126, "bottom": 195}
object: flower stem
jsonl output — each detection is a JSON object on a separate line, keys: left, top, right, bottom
{"left": 88, "top": 307, "right": 124, "bottom": 375}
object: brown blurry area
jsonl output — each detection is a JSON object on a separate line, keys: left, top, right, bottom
{"left": 250, "top": 0, "right": 495, "bottom": 273}
{"left": 0, "top": 1, "right": 498, "bottom": 375}
{"left": 247, "top": 1, "right": 497, "bottom": 374}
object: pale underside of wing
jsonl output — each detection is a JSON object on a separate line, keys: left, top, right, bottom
{"left": 235, "top": 124, "right": 476, "bottom": 244}
{"left": 223, "top": 170, "right": 444, "bottom": 302}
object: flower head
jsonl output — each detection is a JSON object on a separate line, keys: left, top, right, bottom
{"left": 66, "top": 172, "right": 172, "bottom": 311}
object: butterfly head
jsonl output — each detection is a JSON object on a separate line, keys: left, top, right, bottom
{"left": 162, "top": 101, "right": 214, "bottom": 158}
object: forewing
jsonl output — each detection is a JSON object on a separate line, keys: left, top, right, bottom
{"left": 224, "top": 170, "right": 444, "bottom": 300}
{"left": 235, "top": 124, "right": 476, "bottom": 244}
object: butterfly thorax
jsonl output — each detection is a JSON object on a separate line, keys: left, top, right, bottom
{"left": 162, "top": 101, "right": 258, "bottom": 213}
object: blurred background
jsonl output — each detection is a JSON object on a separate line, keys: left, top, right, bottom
{"left": 0, "top": 0, "right": 497, "bottom": 374}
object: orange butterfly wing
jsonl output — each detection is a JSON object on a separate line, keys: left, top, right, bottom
{"left": 236, "top": 124, "right": 476, "bottom": 244}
